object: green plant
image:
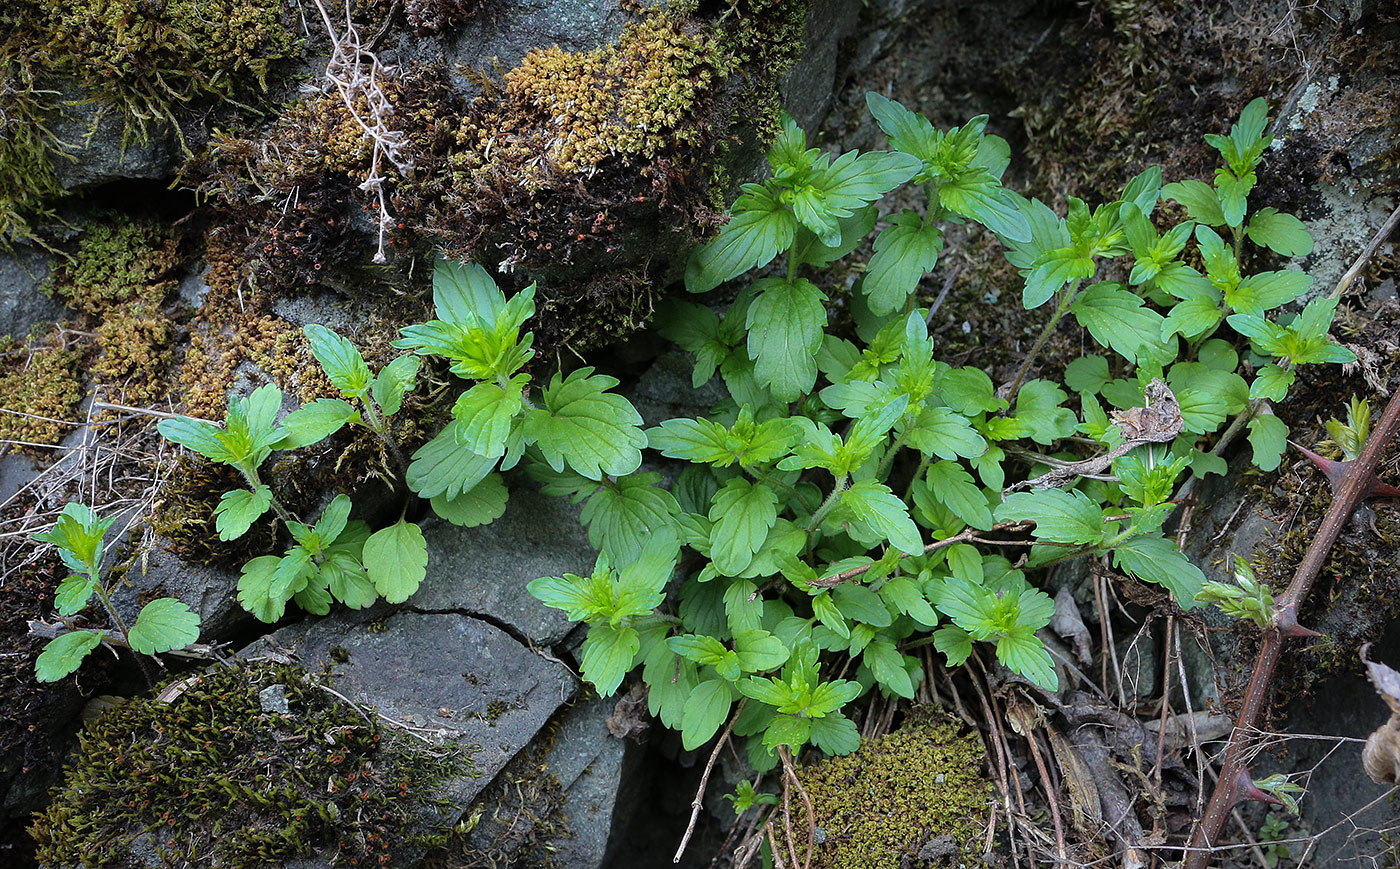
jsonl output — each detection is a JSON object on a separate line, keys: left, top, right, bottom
{"left": 519, "top": 94, "right": 1355, "bottom": 770}
{"left": 1195, "top": 555, "right": 1277, "bottom": 629}
{"left": 31, "top": 502, "right": 200, "bottom": 681}
{"left": 725, "top": 779, "right": 779, "bottom": 815}
{"left": 1259, "top": 811, "right": 1292, "bottom": 867}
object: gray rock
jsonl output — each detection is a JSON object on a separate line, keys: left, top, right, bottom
{"left": 0, "top": 242, "right": 62, "bottom": 340}
{"left": 239, "top": 608, "right": 576, "bottom": 823}
{"left": 779, "top": 1, "right": 862, "bottom": 134}
{"left": 110, "top": 537, "right": 246, "bottom": 642}
{"left": 538, "top": 697, "right": 637, "bottom": 867}
{"left": 46, "top": 92, "right": 180, "bottom": 190}
{"left": 444, "top": 0, "right": 630, "bottom": 75}
{"left": 415, "top": 479, "right": 594, "bottom": 646}
{"left": 625, "top": 350, "right": 729, "bottom": 428}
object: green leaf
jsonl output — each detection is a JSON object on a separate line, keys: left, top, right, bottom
{"left": 812, "top": 591, "right": 849, "bottom": 640}
{"left": 681, "top": 678, "right": 733, "bottom": 750}
{"left": 35, "top": 630, "right": 102, "bottom": 682}
{"left": 406, "top": 421, "right": 499, "bottom": 500}
{"left": 863, "top": 211, "right": 943, "bottom": 315}
{"left": 745, "top": 277, "right": 826, "bottom": 402}
{"left": 905, "top": 406, "right": 986, "bottom": 460}
{"left": 1247, "top": 411, "right": 1288, "bottom": 472}
{"left": 452, "top": 377, "right": 526, "bottom": 459}
{"left": 580, "top": 623, "right": 639, "bottom": 696}
{"left": 866, "top": 92, "right": 939, "bottom": 166}
{"left": 1161, "top": 293, "right": 1223, "bottom": 341}
{"left": 323, "top": 551, "right": 377, "bottom": 610}
{"left": 1250, "top": 364, "right": 1295, "bottom": 402}
{"left": 1246, "top": 208, "right": 1313, "bottom": 257}
{"left": 238, "top": 556, "right": 288, "bottom": 622}
{"left": 793, "top": 208, "right": 878, "bottom": 268}
{"left": 686, "top": 186, "right": 798, "bottom": 293}
{"left": 126, "top": 598, "right": 200, "bottom": 654}
{"left": 1227, "top": 271, "right": 1312, "bottom": 315}
{"left": 864, "top": 639, "right": 915, "bottom": 698}
{"left": 1111, "top": 535, "right": 1205, "bottom": 607}
{"left": 304, "top": 324, "right": 371, "bottom": 398}
{"left": 808, "top": 713, "right": 860, "bottom": 755}
{"left": 363, "top": 519, "right": 428, "bottom": 604}
{"left": 996, "top": 489, "right": 1105, "bottom": 545}
{"left": 526, "top": 368, "right": 646, "bottom": 480}
{"left": 668, "top": 634, "right": 730, "bottom": 666}
{"left": 933, "top": 625, "right": 974, "bottom": 666}
{"left": 811, "top": 149, "right": 922, "bottom": 214}
{"left": 34, "top": 502, "right": 112, "bottom": 577}
{"left": 995, "top": 630, "right": 1058, "bottom": 689}
{"left": 762, "top": 715, "right": 812, "bottom": 751}
{"left": 372, "top": 355, "right": 421, "bottom": 417}
{"left": 833, "top": 584, "right": 892, "bottom": 627}
{"left": 1013, "top": 380, "right": 1078, "bottom": 445}
{"left": 1162, "top": 179, "right": 1226, "bottom": 226}
{"left": 433, "top": 257, "right": 507, "bottom": 328}
{"left": 924, "top": 461, "right": 992, "bottom": 531}
{"left": 581, "top": 472, "right": 680, "bottom": 563}
{"left": 273, "top": 399, "right": 358, "bottom": 451}
{"left": 1023, "top": 247, "right": 1093, "bottom": 310}
{"left": 54, "top": 573, "right": 97, "bottom": 616}
{"left": 1071, "top": 282, "right": 1168, "bottom": 365}
{"left": 1064, "top": 356, "right": 1110, "bottom": 395}
{"left": 882, "top": 576, "right": 938, "bottom": 627}
{"left": 940, "top": 172, "right": 1031, "bottom": 242}
{"left": 840, "top": 480, "right": 923, "bottom": 555}
{"left": 214, "top": 486, "right": 272, "bottom": 541}
{"left": 709, "top": 478, "right": 780, "bottom": 577}
{"left": 733, "top": 629, "right": 791, "bottom": 673}
{"left": 156, "top": 416, "right": 237, "bottom": 464}
{"left": 430, "top": 473, "right": 508, "bottom": 528}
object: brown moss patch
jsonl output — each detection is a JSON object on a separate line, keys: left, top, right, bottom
{"left": 0, "top": 329, "right": 83, "bottom": 446}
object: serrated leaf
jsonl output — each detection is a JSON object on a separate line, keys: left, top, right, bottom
{"left": 812, "top": 149, "right": 922, "bottom": 214}
{"left": 363, "top": 519, "right": 427, "bottom": 604}
{"left": 681, "top": 678, "right": 733, "bottom": 750}
{"left": 746, "top": 277, "right": 826, "bottom": 402}
{"left": 1111, "top": 534, "right": 1205, "bottom": 607}
{"left": 734, "top": 629, "right": 791, "bottom": 672}
{"left": 686, "top": 187, "right": 798, "bottom": 293}
{"left": 157, "top": 416, "right": 237, "bottom": 464}
{"left": 35, "top": 630, "right": 102, "bottom": 682}
{"left": 833, "top": 584, "right": 892, "bottom": 627}
{"left": 1013, "top": 380, "right": 1078, "bottom": 445}
{"left": 709, "top": 479, "right": 779, "bottom": 577}
{"left": 54, "top": 573, "right": 97, "bottom": 616}
{"left": 1162, "top": 293, "right": 1223, "bottom": 340}
{"left": 431, "top": 473, "right": 508, "bottom": 528}
{"left": 273, "top": 399, "right": 358, "bottom": 451}
{"left": 1247, "top": 411, "right": 1288, "bottom": 472}
{"left": 406, "top": 421, "right": 499, "bottom": 500}
{"left": 995, "top": 630, "right": 1058, "bottom": 689}
{"left": 924, "top": 460, "right": 992, "bottom": 530}
{"left": 1162, "top": 179, "right": 1226, "bottom": 226}
{"left": 581, "top": 623, "right": 639, "bottom": 696}
{"left": 452, "top": 377, "right": 526, "bottom": 459}
{"left": 864, "top": 639, "right": 915, "bottom": 698}
{"left": 214, "top": 486, "right": 272, "bottom": 541}
{"left": 126, "top": 598, "right": 200, "bottom": 654}
{"left": 840, "top": 480, "right": 923, "bottom": 555}
{"left": 1071, "top": 282, "right": 1168, "bottom": 364}
{"left": 304, "top": 324, "right": 371, "bottom": 398}
{"left": 433, "top": 257, "right": 506, "bottom": 327}
{"left": 581, "top": 472, "right": 680, "bottom": 563}
{"left": 996, "top": 489, "right": 1105, "bottom": 545}
{"left": 863, "top": 212, "right": 943, "bottom": 315}
{"left": 1246, "top": 207, "right": 1313, "bottom": 257}
{"left": 905, "top": 406, "right": 986, "bottom": 460}
{"left": 808, "top": 713, "right": 860, "bottom": 755}
{"left": 526, "top": 368, "right": 645, "bottom": 480}
{"left": 882, "top": 576, "right": 938, "bottom": 627}
{"left": 238, "top": 555, "right": 287, "bottom": 622}
{"left": 1250, "top": 364, "right": 1295, "bottom": 402}
{"left": 373, "top": 355, "right": 420, "bottom": 417}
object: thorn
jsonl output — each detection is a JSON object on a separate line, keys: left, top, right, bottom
{"left": 1290, "top": 441, "right": 1400, "bottom": 501}
{"left": 1228, "top": 766, "right": 1285, "bottom": 809}
{"left": 1273, "top": 605, "right": 1322, "bottom": 638}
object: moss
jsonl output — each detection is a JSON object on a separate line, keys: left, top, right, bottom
{"left": 0, "top": 329, "right": 83, "bottom": 446}
{"left": 22, "top": 0, "right": 299, "bottom": 142}
{"left": 778, "top": 710, "right": 991, "bottom": 869}
{"left": 30, "top": 660, "right": 474, "bottom": 868}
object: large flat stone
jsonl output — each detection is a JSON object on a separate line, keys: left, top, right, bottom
{"left": 415, "top": 480, "right": 594, "bottom": 645}
{"left": 239, "top": 609, "right": 576, "bottom": 816}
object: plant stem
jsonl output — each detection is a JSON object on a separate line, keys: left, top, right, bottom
{"left": 1006, "top": 280, "right": 1080, "bottom": 405}
{"left": 360, "top": 395, "right": 409, "bottom": 481}
{"left": 1183, "top": 384, "right": 1400, "bottom": 868}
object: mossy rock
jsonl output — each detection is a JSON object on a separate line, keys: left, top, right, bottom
{"left": 779, "top": 710, "right": 991, "bottom": 869}
{"left": 30, "top": 661, "right": 473, "bottom": 868}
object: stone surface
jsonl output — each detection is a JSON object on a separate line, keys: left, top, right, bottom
{"left": 415, "top": 478, "right": 594, "bottom": 646}
{"left": 111, "top": 538, "right": 247, "bottom": 643}
{"left": 0, "top": 243, "right": 62, "bottom": 340}
{"left": 539, "top": 697, "right": 636, "bottom": 867}
{"left": 239, "top": 608, "right": 576, "bottom": 823}
{"left": 46, "top": 92, "right": 181, "bottom": 190}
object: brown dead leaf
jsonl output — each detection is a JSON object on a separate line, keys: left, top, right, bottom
{"left": 1361, "top": 643, "right": 1400, "bottom": 784}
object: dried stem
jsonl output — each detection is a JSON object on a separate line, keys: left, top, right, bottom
{"left": 674, "top": 699, "right": 746, "bottom": 864}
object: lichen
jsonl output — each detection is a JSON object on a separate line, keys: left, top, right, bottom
{"left": 777, "top": 710, "right": 991, "bottom": 869}
{"left": 30, "top": 660, "right": 474, "bottom": 868}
